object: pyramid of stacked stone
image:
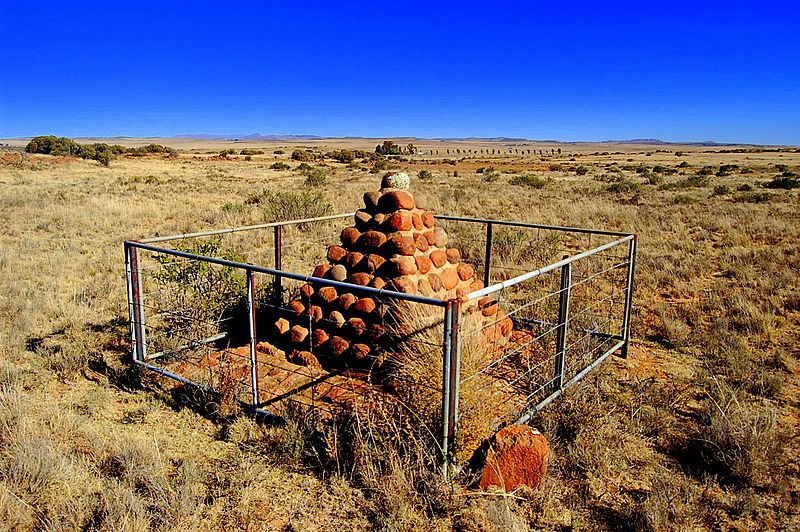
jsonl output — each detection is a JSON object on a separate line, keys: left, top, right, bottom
{"left": 272, "top": 172, "right": 513, "bottom": 370}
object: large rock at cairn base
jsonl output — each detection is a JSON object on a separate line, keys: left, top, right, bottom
{"left": 479, "top": 425, "right": 548, "bottom": 491}
{"left": 273, "top": 171, "right": 513, "bottom": 371}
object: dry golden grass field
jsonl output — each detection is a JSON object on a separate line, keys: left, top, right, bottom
{"left": 0, "top": 137, "right": 798, "bottom": 530}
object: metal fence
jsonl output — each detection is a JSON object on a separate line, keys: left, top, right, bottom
{"left": 125, "top": 213, "right": 635, "bottom": 473}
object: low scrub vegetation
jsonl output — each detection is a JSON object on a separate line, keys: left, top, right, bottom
{"left": 25, "top": 135, "right": 174, "bottom": 166}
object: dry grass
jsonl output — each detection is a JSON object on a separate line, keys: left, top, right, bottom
{"left": 0, "top": 142, "right": 798, "bottom": 529}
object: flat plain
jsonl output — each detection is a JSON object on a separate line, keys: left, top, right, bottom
{"left": 0, "top": 137, "right": 798, "bottom": 530}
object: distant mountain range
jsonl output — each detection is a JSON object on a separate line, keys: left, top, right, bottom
{"left": 169, "top": 133, "right": 748, "bottom": 146}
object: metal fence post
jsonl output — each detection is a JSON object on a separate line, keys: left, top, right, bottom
{"left": 620, "top": 235, "right": 637, "bottom": 358}
{"left": 553, "top": 258, "right": 571, "bottom": 392}
{"left": 483, "top": 222, "right": 493, "bottom": 287}
{"left": 441, "top": 302, "right": 454, "bottom": 477}
{"left": 126, "top": 243, "right": 146, "bottom": 362}
{"left": 447, "top": 300, "right": 462, "bottom": 457}
{"left": 247, "top": 269, "right": 260, "bottom": 406}
{"left": 273, "top": 225, "right": 283, "bottom": 308}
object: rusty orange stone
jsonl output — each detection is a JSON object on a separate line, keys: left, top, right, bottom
{"left": 350, "top": 343, "right": 371, "bottom": 360}
{"left": 369, "top": 276, "right": 387, "bottom": 290}
{"left": 348, "top": 272, "right": 372, "bottom": 286}
{"left": 343, "top": 251, "right": 364, "bottom": 270}
{"left": 388, "top": 235, "right": 416, "bottom": 256}
{"left": 317, "top": 286, "right": 338, "bottom": 303}
{"left": 273, "top": 318, "right": 290, "bottom": 336}
{"left": 358, "top": 230, "right": 388, "bottom": 250}
{"left": 386, "top": 210, "right": 413, "bottom": 231}
{"left": 421, "top": 211, "right": 435, "bottom": 228}
{"left": 289, "top": 325, "right": 309, "bottom": 344}
{"left": 300, "top": 283, "right": 314, "bottom": 300}
{"left": 327, "top": 245, "right": 347, "bottom": 263}
{"left": 428, "top": 273, "right": 443, "bottom": 292}
{"left": 289, "top": 300, "right": 305, "bottom": 316}
{"left": 412, "top": 212, "right": 423, "bottom": 230}
{"left": 328, "top": 336, "right": 349, "bottom": 357}
{"left": 415, "top": 255, "right": 432, "bottom": 274}
{"left": 479, "top": 425, "right": 548, "bottom": 492}
{"left": 390, "top": 256, "right": 417, "bottom": 276}
{"left": 457, "top": 263, "right": 474, "bottom": 281}
{"left": 338, "top": 293, "right": 357, "bottom": 310}
{"left": 430, "top": 249, "right": 447, "bottom": 268}
{"left": 361, "top": 253, "right": 386, "bottom": 272}
{"left": 441, "top": 268, "right": 459, "bottom": 290}
{"left": 414, "top": 233, "right": 429, "bottom": 252}
{"left": 391, "top": 277, "right": 417, "bottom": 294}
{"left": 312, "top": 328, "right": 329, "bottom": 347}
{"left": 378, "top": 190, "right": 415, "bottom": 211}
{"left": 446, "top": 248, "right": 461, "bottom": 264}
{"left": 340, "top": 227, "right": 361, "bottom": 247}
{"left": 313, "top": 264, "right": 331, "bottom": 278}
{"left": 353, "top": 297, "right": 376, "bottom": 314}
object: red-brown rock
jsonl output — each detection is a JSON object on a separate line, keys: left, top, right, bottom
{"left": 300, "top": 283, "right": 315, "bottom": 300}
{"left": 386, "top": 210, "right": 413, "bottom": 231}
{"left": 289, "top": 300, "right": 305, "bottom": 316}
{"left": 327, "top": 245, "right": 347, "bottom": 263}
{"left": 470, "top": 279, "right": 484, "bottom": 292}
{"left": 412, "top": 212, "right": 423, "bottom": 230}
{"left": 388, "top": 235, "right": 416, "bottom": 256}
{"left": 289, "top": 325, "right": 309, "bottom": 344}
{"left": 457, "top": 263, "right": 474, "bottom": 281}
{"left": 312, "top": 328, "right": 329, "bottom": 348}
{"left": 353, "top": 297, "right": 376, "bottom": 314}
{"left": 291, "top": 350, "right": 321, "bottom": 369}
{"left": 446, "top": 248, "right": 461, "bottom": 264}
{"left": 430, "top": 249, "right": 447, "bottom": 268}
{"left": 369, "top": 276, "right": 387, "bottom": 290}
{"left": 347, "top": 272, "right": 372, "bottom": 286}
{"left": 391, "top": 277, "right": 417, "bottom": 294}
{"left": 329, "top": 311, "right": 346, "bottom": 328}
{"left": 354, "top": 210, "right": 373, "bottom": 228}
{"left": 343, "top": 251, "right": 364, "bottom": 270}
{"left": 347, "top": 317, "right": 366, "bottom": 337}
{"left": 358, "top": 230, "right": 388, "bottom": 251}
{"left": 361, "top": 253, "right": 385, "bottom": 272}
{"left": 313, "top": 264, "right": 331, "bottom": 278}
{"left": 414, "top": 233, "right": 429, "bottom": 252}
{"left": 328, "top": 336, "right": 349, "bottom": 357}
{"left": 378, "top": 190, "right": 415, "bottom": 211}
{"left": 415, "top": 255, "right": 432, "bottom": 275}
{"left": 363, "top": 190, "right": 382, "bottom": 210}
{"left": 317, "top": 286, "right": 338, "bottom": 303}
{"left": 340, "top": 227, "right": 361, "bottom": 247}
{"left": 390, "top": 256, "right": 418, "bottom": 276}
{"left": 350, "top": 343, "right": 371, "bottom": 360}
{"left": 338, "top": 293, "right": 357, "bottom": 310}
{"left": 428, "top": 273, "right": 443, "bottom": 292}
{"left": 441, "top": 268, "right": 459, "bottom": 290}
{"left": 306, "top": 305, "right": 323, "bottom": 323}
{"left": 273, "top": 318, "right": 290, "bottom": 336}
{"left": 479, "top": 425, "right": 548, "bottom": 492}
{"left": 424, "top": 231, "right": 437, "bottom": 246}
{"left": 421, "top": 211, "right": 435, "bottom": 228}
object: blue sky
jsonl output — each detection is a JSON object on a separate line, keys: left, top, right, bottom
{"left": 1, "top": 1, "right": 798, "bottom": 144}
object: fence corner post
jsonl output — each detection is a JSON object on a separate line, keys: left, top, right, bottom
{"left": 553, "top": 257, "right": 571, "bottom": 392}
{"left": 247, "top": 269, "right": 260, "bottom": 407}
{"left": 126, "top": 242, "right": 146, "bottom": 363}
{"left": 620, "top": 235, "right": 637, "bottom": 358}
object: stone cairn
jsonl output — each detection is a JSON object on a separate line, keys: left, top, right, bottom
{"left": 271, "top": 172, "right": 513, "bottom": 372}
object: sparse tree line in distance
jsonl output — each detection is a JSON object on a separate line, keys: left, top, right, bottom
{"left": 25, "top": 135, "right": 175, "bottom": 166}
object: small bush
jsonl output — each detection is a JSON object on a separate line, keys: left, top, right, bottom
{"left": 673, "top": 194, "right": 698, "bottom": 205}
{"left": 239, "top": 149, "right": 263, "bottom": 156}
{"left": 261, "top": 190, "right": 333, "bottom": 228}
{"left": 418, "top": 169, "right": 433, "bottom": 180}
{"left": 575, "top": 165, "right": 589, "bottom": 176}
{"left": 605, "top": 179, "right": 640, "bottom": 193}
{"left": 646, "top": 173, "right": 664, "bottom": 186}
{"left": 291, "top": 149, "right": 315, "bottom": 162}
{"left": 763, "top": 175, "right": 800, "bottom": 189}
{"left": 735, "top": 191, "right": 771, "bottom": 203}
{"left": 713, "top": 185, "right": 731, "bottom": 196}
{"left": 697, "top": 166, "right": 715, "bottom": 176}
{"left": 510, "top": 174, "right": 549, "bottom": 188}
{"left": 270, "top": 162, "right": 290, "bottom": 171}
{"left": 273, "top": 150, "right": 284, "bottom": 154}
{"left": 678, "top": 161, "right": 690, "bottom": 168}
{"left": 736, "top": 183, "right": 753, "bottom": 192}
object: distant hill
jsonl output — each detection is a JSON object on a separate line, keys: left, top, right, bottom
{"left": 173, "top": 133, "right": 322, "bottom": 141}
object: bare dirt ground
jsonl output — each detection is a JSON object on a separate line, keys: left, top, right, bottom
{"left": 0, "top": 138, "right": 798, "bottom": 530}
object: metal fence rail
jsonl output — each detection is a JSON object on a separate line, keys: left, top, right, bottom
{"left": 125, "top": 213, "right": 636, "bottom": 474}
